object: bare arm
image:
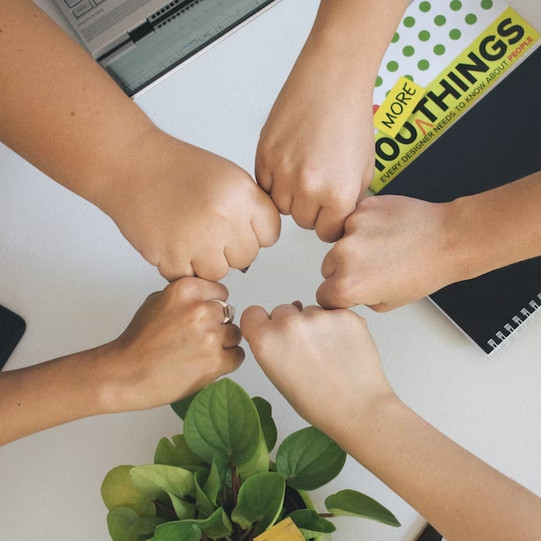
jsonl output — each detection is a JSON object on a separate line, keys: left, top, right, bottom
{"left": 0, "top": 278, "right": 243, "bottom": 445}
{"left": 0, "top": 0, "right": 151, "bottom": 202}
{"left": 0, "top": 1, "right": 280, "bottom": 281}
{"left": 255, "top": 0, "right": 410, "bottom": 242}
{"left": 317, "top": 170, "right": 541, "bottom": 311}
{"left": 241, "top": 304, "right": 541, "bottom": 540}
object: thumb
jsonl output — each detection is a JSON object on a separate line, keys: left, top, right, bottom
{"left": 240, "top": 305, "right": 271, "bottom": 344}
{"left": 316, "top": 277, "right": 345, "bottom": 310}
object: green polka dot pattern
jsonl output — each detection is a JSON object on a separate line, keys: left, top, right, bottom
{"left": 374, "top": 0, "right": 506, "bottom": 105}
{"left": 404, "top": 16, "right": 416, "bottom": 27}
{"left": 403, "top": 45, "right": 415, "bottom": 57}
{"left": 434, "top": 15, "right": 447, "bottom": 26}
{"left": 433, "top": 44, "right": 446, "bottom": 55}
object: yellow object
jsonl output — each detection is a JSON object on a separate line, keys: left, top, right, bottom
{"left": 374, "top": 76, "right": 426, "bottom": 137}
{"left": 370, "top": 7, "right": 541, "bottom": 193}
{"left": 254, "top": 517, "right": 305, "bottom": 540}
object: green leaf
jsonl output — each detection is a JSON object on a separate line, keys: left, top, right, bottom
{"left": 276, "top": 427, "right": 346, "bottom": 490}
{"left": 231, "top": 472, "right": 285, "bottom": 535}
{"left": 252, "top": 396, "right": 278, "bottom": 452}
{"left": 325, "top": 489, "right": 401, "bottom": 527}
{"left": 287, "top": 509, "right": 336, "bottom": 537}
{"left": 154, "top": 435, "right": 207, "bottom": 469}
{"left": 106, "top": 506, "right": 164, "bottom": 541}
{"left": 130, "top": 465, "right": 195, "bottom": 500}
{"left": 152, "top": 508, "right": 232, "bottom": 541}
{"left": 198, "top": 507, "right": 233, "bottom": 539}
{"left": 236, "top": 428, "right": 269, "bottom": 481}
{"left": 184, "top": 378, "right": 262, "bottom": 467}
{"left": 203, "top": 456, "right": 226, "bottom": 507}
{"left": 194, "top": 468, "right": 215, "bottom": 518}
{"left": 101, "top": 465, "right": 156, "bottom": 518}
{"left": 168, "top": 492, "right": 196, "bottom": 520}
{"left": 171, "top": 394, "right": 197, "bottom": 421}
{"left": 152, "top": 521, "right": 201, "bottom": 541}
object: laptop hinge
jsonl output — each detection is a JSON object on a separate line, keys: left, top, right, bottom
{"left": 128, "top": 20, "right": 154, "bottom": 43}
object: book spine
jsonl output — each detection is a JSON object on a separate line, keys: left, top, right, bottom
{"left": 487, "top": 292, "right": 541, "bottom": 352}
{"left": 370, "top": 7, "right": 540, "bottom": 194}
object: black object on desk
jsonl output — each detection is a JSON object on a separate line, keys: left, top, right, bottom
{"left": 0, "top": 305, "right": 26, "bottom": 370}
{"left": 416, "top": 524, "right": 443, "bottom": 541}
{"left": 379, "top": 46, "right": 541, "bottom": 354}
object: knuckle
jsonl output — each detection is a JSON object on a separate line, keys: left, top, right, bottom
{"left": 212, "top": 349, "right": 243, "bottom": 376}
{"left": 166, "top": 277, "right": 199, "bottom": 301}
{"left": 296, "top": 168, "right": 320, "bottom": 197}
{"left": 279, "top": 313, "right": 306, "bottom": 335}
{"left": 371, "top": 303, "right": 391, "bottom": 313}
{"left": 256, "top": 142, "right": 273, "bottom": 168}
{"left": 315, "top": 222, "right": 341, "bottom": 243}
{"left": 197, "top": 260, "right": 229, "bottom": 282}
{"left": 239, "top": 240, "right": 260, "bottom": 266}
{"left": 326, "top": 190, "right": 355, "bottom": 214}
{"left": 187, "top": 301, "right": 212, "bottom": 326}
{"left": 328, "top": 277, "right": 358, "bottom": 308}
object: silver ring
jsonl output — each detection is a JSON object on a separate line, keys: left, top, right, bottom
{"left": 210, "top": 299, "right": 235, "bottom": 324}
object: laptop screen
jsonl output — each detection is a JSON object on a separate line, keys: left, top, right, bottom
{"left": 97, "top": 0, "right": 278, "bottom": 96}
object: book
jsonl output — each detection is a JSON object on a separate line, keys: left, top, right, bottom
{"left": 253, "top": 518, "right": 304, "bottom": 541}
{"left": 370, "top": 4, "right": 541, "bottom": 354}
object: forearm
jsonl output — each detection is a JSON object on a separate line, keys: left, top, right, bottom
{"left": 0, "top": 346, "right": 116, "bottom": 445}
{"left": 331, "top": 397, "right": 541, "bottom": 541}
{"left": 305, "top": 0, "right": 410, "bottom": 96}
{"left": 0, "top": 0, "right": 157, "bottom": 209}
{"left": 450, "top": 170, "right": 541, "bottom": 280}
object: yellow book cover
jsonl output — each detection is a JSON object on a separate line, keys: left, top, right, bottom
{"left": 370, "top": 0, "right": 540, "bottom": 193}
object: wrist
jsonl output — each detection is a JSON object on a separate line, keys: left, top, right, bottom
{"left": 324, "top": 389, "right": 403, "bottom": 453}
{"left": 88, "top": 122, "right": 163, "bottom": 217}
{"left": 306, "top": 0, "right": 409, "bottom": 98}
{"left": 444, "top": 195, "right": 507, "bottom": 283}
{"left": 74, "top": 342, "right": 133, "bottom": 416}
{"left": 301, "top": 34, "right": 378, "bottom": 101}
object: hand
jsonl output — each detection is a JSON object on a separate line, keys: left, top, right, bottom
{"left": 316, "top": 195, "right": 464, "bottom": 312}
{"left": 101, "top": 131, "right": 281, "bottom": 281}
{"left": 240, "top": 303, "right": 394, "bottom": 438}
{"left": 255, "top": 41, "right": 374, "bottom": 242}
{"left": 102, "top": 277, "right": 244, "bottom": 412}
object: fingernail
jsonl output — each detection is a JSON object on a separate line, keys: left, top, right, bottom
{"left": 240, "top": 266, "right": 250, "bottom": 274}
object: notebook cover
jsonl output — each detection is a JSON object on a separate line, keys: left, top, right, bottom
{"left": 0, "top": 305, "right": 26, "bottom": 370}
{"left": 378, "top": 46, "right": 541, "bottom": 354}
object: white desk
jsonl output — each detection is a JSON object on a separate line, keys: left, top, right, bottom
{"left": 1, "top": 1, "right": 540, "bottom": 539}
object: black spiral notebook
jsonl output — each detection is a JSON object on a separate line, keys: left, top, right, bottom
{"left": 378, "top": 46, "right": 541, "bottom": 354}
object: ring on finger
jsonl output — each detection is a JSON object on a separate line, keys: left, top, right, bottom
{"left": 210, "top": 299, "right": 235, "bottom": 324}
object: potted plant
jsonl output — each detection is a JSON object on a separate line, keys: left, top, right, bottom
{"left": 101, "top": 378, "right": 400, "bottom": 540}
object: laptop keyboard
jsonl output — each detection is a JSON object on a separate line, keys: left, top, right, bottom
{"left": 64, "top": 0, "right": 107, "bottom": 19}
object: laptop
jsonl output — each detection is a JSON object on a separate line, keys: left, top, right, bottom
{"left": 53, "top": 0, "right": 281, "bottom": 97}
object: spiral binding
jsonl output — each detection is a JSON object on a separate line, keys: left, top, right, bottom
{"left": 487, "top": 292, "right": 541, "bottom": 352}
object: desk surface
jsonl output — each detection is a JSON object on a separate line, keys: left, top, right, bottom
{"left": 2, "top": 1, "right": 541, "bottom": 540}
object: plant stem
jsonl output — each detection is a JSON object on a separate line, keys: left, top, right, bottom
{"left": 239, "top": 526, "right": 255, "bottom": 541}
{"left": 230, "top": 463, "right": 239, "bottom": 507}
{"left": 153, "top": 499, "right": 178, "bottom": 520}
{"left": 230, "top": 463, "right": 244, "bottom": 540}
